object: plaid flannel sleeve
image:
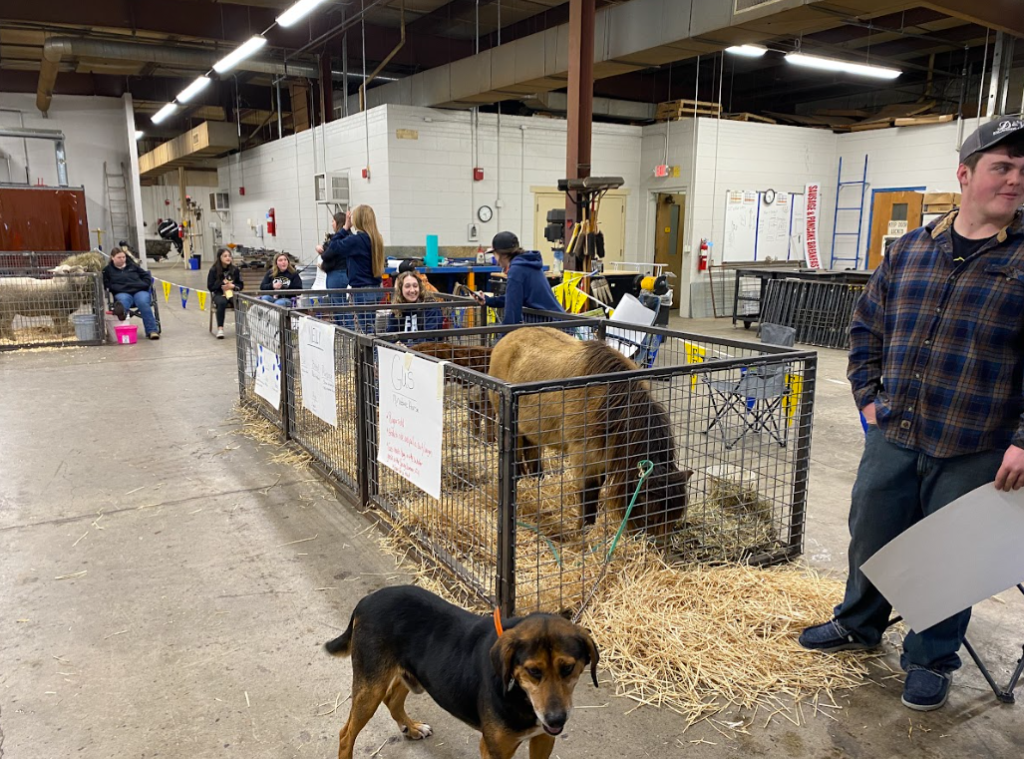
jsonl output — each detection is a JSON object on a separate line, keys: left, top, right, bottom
{"left": 848, "top": 250, "right": 890, "bottom": 409}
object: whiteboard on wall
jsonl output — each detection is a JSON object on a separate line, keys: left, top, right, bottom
{"left": 723, "top": 189, "right": 804, "bottom": 262}
{"left": 723, "top": 190, "right": 759, "bottom": 262}
{"left": 756, "top": 191, "right": 792, "bottom": 260}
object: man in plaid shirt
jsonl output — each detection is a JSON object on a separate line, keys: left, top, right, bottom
{"left": 800, "top": 118, "right": 1024, "bottom": 711}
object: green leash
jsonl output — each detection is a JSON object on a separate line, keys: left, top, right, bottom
{"left": 604, "top": 459, "right": 655, "bottom": 562}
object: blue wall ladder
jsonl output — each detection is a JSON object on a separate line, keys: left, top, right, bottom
{"left": 830, "top": 155, "right": 868, "bottom": 269}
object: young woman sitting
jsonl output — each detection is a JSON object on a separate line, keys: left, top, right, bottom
{"left": 208, "top": 247, "right": 244, "bottom": 339}
{"left": 377, "top": 270, "right": 443, "bottom": 341}
{"left": 104, "top": 247, "right": 160, "bottom": 339}
{"left": 259, "top": 253, "right": 303, "bottom": 307}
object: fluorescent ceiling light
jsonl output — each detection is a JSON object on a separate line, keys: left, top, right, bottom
{"left": 135, "top": 130, "right": 144, "bottom": 140}
{"left": 726, "top": 44, "right": 767, "bottom": 57}
{"left": 213, "top": 36, "right": 267, "bottom": 74}
{"left": 177, "top": 75, "right": 212, "bottom": 103}
{"left": 785, "top": 52, "right": 901, "bottom": 79}
{"left": 151, "top": 103, "right": 179, "bottom": 124}
{"left": 277, "top": 0, "right": 329, "bottom": 28}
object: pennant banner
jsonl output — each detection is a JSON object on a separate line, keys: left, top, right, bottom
{"left": 179, "top": 286, "right": 190, "bottom": 308}
{"left": 197, "top": 291, "right": 208, "bottom": 311}
{"left": 160, "top": 280, "right": 171, "bottom": 302}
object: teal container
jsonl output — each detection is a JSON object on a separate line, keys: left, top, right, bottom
{"left": 425, "top": 235, "right": 440, "bottom": 267}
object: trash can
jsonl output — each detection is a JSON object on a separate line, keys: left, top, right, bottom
{"left": 189, "top": 255, "right": 202, "bottom": 270}
{"left": 72, "top": 313, "right": 97, "bottom": 341}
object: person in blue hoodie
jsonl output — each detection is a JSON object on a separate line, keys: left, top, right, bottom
{"left": 474, "top": 231, "right": 563, "bottom": 325}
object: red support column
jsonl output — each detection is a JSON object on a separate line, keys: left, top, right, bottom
{"left": 565, "top": 0, "right": 595, "bottom": 228}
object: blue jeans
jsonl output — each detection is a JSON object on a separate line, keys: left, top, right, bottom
{"left": 260, "top": 295, "right": 292, "bottom": 307}
{"left": 325, "top": 269, "right": 353, "bottom": 328}
{"left": 114, "top": 290, "right": 158, "bottom": 335}
{"left": 836, "top": 426, "right": 1004, "bottom": 673}
{"left": 350, "top": 289, "right": 379, "bottom": 333}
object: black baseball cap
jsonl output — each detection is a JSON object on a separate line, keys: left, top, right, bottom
{"left": 959, "top": 117, "right": 1024, "bottom": 163}
{"left": 491, "top": 231, "right": 520, "bottom": 253}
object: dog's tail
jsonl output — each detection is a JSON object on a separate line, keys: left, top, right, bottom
{"left": 324, "top": 612, "right": 355, "bottom": 657}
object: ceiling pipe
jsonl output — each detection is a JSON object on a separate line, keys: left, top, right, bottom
{"left": 36, "top": 36, "right": 323, "bottom": 114}
{"left": 360, "top": 0, "right": 405, "bottom": 112}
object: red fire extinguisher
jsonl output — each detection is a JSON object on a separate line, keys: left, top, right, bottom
{"left": 698, "top": 238, "right": 709, "bottom": 271}
{"left": 266, "top": 208, "right": 276, "bottom": 237}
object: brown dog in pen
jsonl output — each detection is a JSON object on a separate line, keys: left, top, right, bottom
{"left": 489, "top": 326, "right": 693, "bottom": 537}
{"left": 324, "top": 585, "right": 598, "bottom": 759}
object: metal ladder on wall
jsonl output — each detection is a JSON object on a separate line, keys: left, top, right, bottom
{"left": 104, "top": 161, "right": 132, "bottom": 250}
{"left": 830, "top": 155, "right": 868, "bottom": 269}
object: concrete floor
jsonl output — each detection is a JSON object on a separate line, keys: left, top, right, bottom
{"left": 2, "top": 260, "right": 1022, "bottom": 758}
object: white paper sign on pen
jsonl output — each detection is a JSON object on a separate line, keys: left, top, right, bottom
{"left": 298, "top": 316, "right": 337, "bottom": 427}
{"left": 377, "top": 346, "right": 445, "bottom": 500}
{"left": 861, "top": 484, "right": 1024, "bottom": 633}
{"left": 254, "top": 344, "right": 281, "bottom": 410}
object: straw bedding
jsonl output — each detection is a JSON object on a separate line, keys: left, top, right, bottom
{"left": 577, "top": 550, "right": 874, "bottom": 726}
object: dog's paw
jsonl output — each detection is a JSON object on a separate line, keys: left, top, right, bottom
{"left": 400, "top": 722, "right": 433, "bottom": 740}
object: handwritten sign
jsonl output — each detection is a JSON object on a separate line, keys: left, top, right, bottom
{"left": 298, "top": 316, "right": 337, "bottom": 427}
{"left": 254, "top": 344, "right": 282, "bottom": 410}
{"left": 804, "top": 182, "right": 821, "bottom": 269}
{"left": 377, "top": 346, "right": 445, "bottom": 500}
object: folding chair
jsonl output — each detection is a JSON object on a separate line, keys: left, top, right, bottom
{"left": 603, "top": 292, "right": 663, "bottom": 367}
{"left": 107, "top": 286, "right": 161, "bottom": 333}
{"left": 703, "top": 323, "right": 796, "bottom": 450}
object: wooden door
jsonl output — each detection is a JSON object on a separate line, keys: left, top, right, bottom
{"left": 532, "top": 192, "right": 566, "bottom": 266}
{"left": 532, "top": 190, "right": 627, "bottom": 266}
{"left": 596, "top": 194, "right": 626, "bottom": 264}
{"left": 653, "top": 193, "right": 684, "bottom": 308}
{"left": 868, "top": 191, "right": 923, "bottom": 269}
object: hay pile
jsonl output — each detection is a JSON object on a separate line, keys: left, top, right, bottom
{"left": 579, "top": 550, "right": 875, "bottom": 727}
{"left": 675, "top": 465, "right": 782, "bottom": 563}
{"left": 233, "top": 402, "right": 314, "bottom": 469}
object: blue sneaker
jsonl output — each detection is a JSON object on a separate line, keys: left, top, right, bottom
{"left": 901, "top": 668, "right": 951, "bottom": 711}
{"left": 798, "top": 619, "right": 878, "bottom": 653}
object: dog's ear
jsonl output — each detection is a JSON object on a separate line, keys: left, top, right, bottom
{"left": 490, "top": 635, "right": 518, "bottom": 692}
{"left": 578, "top": 631, "right": 600, "bottom": 688}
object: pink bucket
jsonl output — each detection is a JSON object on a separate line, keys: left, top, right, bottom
{"left": 114, "top": 324, "right": 138, "bottom": 345}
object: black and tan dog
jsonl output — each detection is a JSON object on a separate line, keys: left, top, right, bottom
{"left": 324, "top": 585, "right": 599, "bottom": 759}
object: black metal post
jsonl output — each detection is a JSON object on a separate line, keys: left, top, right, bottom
{"left": 496, "top": 388, "right": 518, "bottom": 617}
{"left": 355, "top": 335, "right": 372, "bottom": 507}
{"left": 277, "top": 305, "right": 291, "bottom": 440}
{"left": 787, "top": 354, "right": 816, "bottom": 554}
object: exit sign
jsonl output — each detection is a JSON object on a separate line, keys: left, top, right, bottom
{"left": 654, "top": 164, "right": 669, "bottom": 178}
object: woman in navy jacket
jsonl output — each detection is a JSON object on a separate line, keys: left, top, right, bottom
{"left": 323, "top": 204, "right": 385, "bottom": 330}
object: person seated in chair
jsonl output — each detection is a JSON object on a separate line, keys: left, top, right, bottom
{"left": 259, "top": 253, "right": 303, "bottom": 307}
{"left": 377, "top": 270, "right": 443, "bottom": 341}
{"left": 104, "top": 247, "right": 160, "bottom": 340}
{"left": 472, "top": 231, "right": 563, "bottom": 325}
{"left": 208, "top": 247, "right": 244, "bottom": 339}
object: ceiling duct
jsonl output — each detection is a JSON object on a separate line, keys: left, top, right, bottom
{"left": 138, "top": 121, "right": 240, "bottom": 178}
{"left": 37, "top": 37, "right": 322, "bottom": 114}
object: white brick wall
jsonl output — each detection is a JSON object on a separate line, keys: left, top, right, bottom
{"left": 217, "top": 106, "right": 390, "bottom": 265}
{"left": 0, "top": 93, "right": 134, "bottom": 252}
{"left": 383, "top": 105, "right": 643, "bottom": 255}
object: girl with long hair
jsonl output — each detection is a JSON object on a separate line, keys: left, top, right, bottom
{"left": 259, "top": 253, "right": 303, "bottom": 307}
{"left": 207, "top": 247, "right": 244, "bottom": 338}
